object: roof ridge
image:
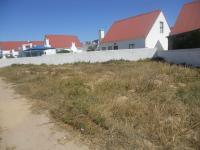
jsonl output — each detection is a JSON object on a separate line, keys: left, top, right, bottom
{"left": 170, "top": 0, "right": 200, "bottom": 35}
{"left": 184, "top": 0, "right": 200, "bottom": 6}
{"left": 115, "top": 9, "right": 161, "bottom": 23}
{"left": 46, "top": 34, "right": 77, "bottom": 37}
{"left": 0, "top": 41, "right": 28, "bottom": 42}
{"left": 0, "top": 41, "right": 43, "bottom": 43}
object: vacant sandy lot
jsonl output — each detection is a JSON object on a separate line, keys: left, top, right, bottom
{"left": 0, "top": 79, "right": 89, "bottom": 150}
{"left": 0, "top": 61, "right": 200, "bottom": 149}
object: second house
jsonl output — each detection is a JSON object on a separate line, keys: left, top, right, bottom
{"left": 99, "top": 10, "right": 170, "bottom": 50}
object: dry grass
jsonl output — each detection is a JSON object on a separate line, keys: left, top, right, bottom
{"left": 0, "top": 60, "right": 200, "bottom": 149}
{"left": 0, "top": 127, "right": 2, "bottom": 149}
{"left": 0, "top": 127, "right": 2, "bottom": 142}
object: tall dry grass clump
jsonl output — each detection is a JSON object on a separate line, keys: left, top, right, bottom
{"left": 0, "top": 60, "right": 199, "bottom": 149}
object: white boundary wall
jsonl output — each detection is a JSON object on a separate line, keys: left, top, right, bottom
{"left": 156, "top": 48, "right": 200, "bottom": 67}
{"left": 0, "top": 48, "right": 199, "bottom": 68}
{"left": 0, "top": 48, "right": 156, "bottom": 68}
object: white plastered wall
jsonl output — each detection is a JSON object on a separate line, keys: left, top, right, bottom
{"left": 145, "top": 12, "right": 171, "bottom": 50}
{"left": 99, "top": 39, "right": 145, "bottom": 50}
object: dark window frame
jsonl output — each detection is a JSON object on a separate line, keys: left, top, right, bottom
{"left": 129, "top": 44, "right": 135, "bottom": 49}
{"left": 113, "top": 43, "right": 118, "bottom": 50}
{"left": 108, "top": 46, "right": 112, "bottom": 50}
{"left": 160, "top": 21, "right": 164, "bottom": 33}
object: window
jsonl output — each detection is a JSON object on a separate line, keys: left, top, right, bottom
{"left": 113, "top": 43, "right": 118, "bottom": 50}
{"left": 108, "top": 46, "right": 112, "bottom": 50}
{"left": 114, "top": 46, "right": 118, "bottom": 50}
{"left": 129, "top": 44, "right": 135, "bottom": 49}
{"left": 102, "top": 47, "right": 106, "bottom": 50}
{"left": 26, "top": 45, "right": 31, "bottom": 49}
{"left": 160, "top": 21, "right": 164, "bottom": 33}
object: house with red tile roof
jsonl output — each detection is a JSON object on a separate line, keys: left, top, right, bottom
{"left": 169, "top": 1, "right": 200, "bottom": 49}
{"left": 0, "top": 41, "right": 43, "bottom": 58}
{"left": 0, "top": 34, "right": 83, "bottom": 58}
{"left": 22, "top": 41, "right": 44, "bottom": 51}
{"left": 99, "top": 10, "right": 170, "bottom": 50}
{"left": 44, "top": 35, "right": 82, "bottom": 52}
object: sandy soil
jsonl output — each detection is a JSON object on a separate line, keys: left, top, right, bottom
{"left": 0, "top": 79, "right": 89, "bottom": 150}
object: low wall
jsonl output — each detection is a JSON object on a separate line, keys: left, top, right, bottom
{"left": 157, "top": 48, "right": 200, "bottom": 67}
{"left": 0, "top": 48, "right": 199, "bottom": 68}
{"left": 0, "top": 48, "right": 157, "bottom": 68}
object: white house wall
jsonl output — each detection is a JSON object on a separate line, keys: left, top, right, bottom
{"left": 44, "top": 49, "right": 56, "bottom": 55}
{"left": 44, "top": 38, "right": 51, "bottom": 48}
{"left": 100, "top": 39, "right": 145, "bottom": 50}
{"left": 2, "top": 51, "right": 10, "bottom": 56}
{"left": 12, "top": 51, "right": 19, "bottom": 57}
{"left": 145, "top": 12, "right": 171, "bottom": 50}
{"left": 0, "top": 50, "right": 19, "bottom": 58}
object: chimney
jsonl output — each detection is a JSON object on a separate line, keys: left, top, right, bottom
{"left": 99, "top": 29, "right": 105, "bottom": 41}
{"left": 45, "top": 38, "right": 51, "bottom": 47}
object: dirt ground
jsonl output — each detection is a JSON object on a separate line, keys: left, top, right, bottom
{"left": 0, "top": 79, "right": 89, "bottom": 150}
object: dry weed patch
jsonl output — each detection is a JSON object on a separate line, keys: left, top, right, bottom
{"left": 0, "top": 61, "right": 200, "bottom": 149}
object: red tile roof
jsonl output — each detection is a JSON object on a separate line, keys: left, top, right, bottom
{"left": 101, "top": 10, "right": 161, "bottom": 43}
{"left": 0, "top": 41, "right": 44, "bottom": 51}
{"left": 0, "top": 41, "right": 27, "bottom": 51}
{"left": 171, "top": 1, "right": 200, "bottom": 35}
{"left": 45, "top": 35, "right": 82, "bottom": 48}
